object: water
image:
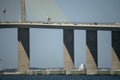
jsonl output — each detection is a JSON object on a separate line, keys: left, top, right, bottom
{"left": 0, "top": 75, "right": 120, "bottom": 80}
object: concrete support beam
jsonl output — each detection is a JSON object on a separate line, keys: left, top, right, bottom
{"left": 18, "top": 28, "right": 30, "bottom": 72}
{"left": 21, "top": 0, "right": 26, "bottom": 22}
{"left": 112, "top": 31, "right": 120, "bottom": 70}
{"left": 86, "top": 30, "right": 98, "bottom": 74}
{"left": 64, "top": 29, "right": 74, "bottom": 70}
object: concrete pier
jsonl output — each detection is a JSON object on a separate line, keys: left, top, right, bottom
{"left": 112, "top": 31, "right": 120, "bottom": 70}
{"left": 64, "top": 29, "right": 74, "bottom": 70}
{"left": 86, "top": 30, "right": 98, "bottom": 74}
{"left": 18, "top": 28, "right": 30, "bottom": 72}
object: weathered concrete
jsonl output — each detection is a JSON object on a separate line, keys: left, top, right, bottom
{"left": 64, "top": 29, "right": 74, "bottom": 70}
{"left": 112, "top": 31, "right": 120, "bottom": 70}
{"left": 18, "top": 28, "right": 30, "bottom": 72}
{"left": 86, "top": 30, "right": 98, "bottom": 74}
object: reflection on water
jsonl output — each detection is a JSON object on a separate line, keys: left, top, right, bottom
{"left": 0, "top": 75, "right": 120, "bottom": 80}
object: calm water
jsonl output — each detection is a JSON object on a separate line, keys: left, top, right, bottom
{"left": 0, "top": 75, "right": 120, "bottom": 80}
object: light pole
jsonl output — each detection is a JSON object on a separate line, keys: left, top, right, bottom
{"left": 3, "top": 8, "right": 6, "bottom": 22}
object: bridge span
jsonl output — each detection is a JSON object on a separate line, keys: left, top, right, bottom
{"left": 0, "top": 22, "right": 120, "bottom": 30}
{"left": 0, "top": 22, "right": 120, "bottom": 74}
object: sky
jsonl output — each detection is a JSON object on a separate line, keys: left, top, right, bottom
{"left": 0, "top": 0, "right": 120, "bottom": 69}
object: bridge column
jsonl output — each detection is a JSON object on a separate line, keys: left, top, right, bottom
{"left": 21, "top": 0, "right": 26, "bottom": 22}
{"left": 112, "top": 31, "right": 120, "bottom": 70}
{"left": 86, "top": 30, "right": 98, "bottom": 74}
{"left": 64, "top": 29, "right": 74, "bottom": 70}
{"left": 18, "top": 28, "right": 30, "bottom": 72}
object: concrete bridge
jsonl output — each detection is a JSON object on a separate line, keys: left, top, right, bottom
{"left": 0, "top": 22, "right": 120, "bottom": 74}
{"left": 0, "top": 0, "right": 120, "bottom": 74}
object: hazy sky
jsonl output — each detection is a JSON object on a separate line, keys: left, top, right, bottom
{"left": 0, "top": 0, "right": 120, "bottom": 69}
{"left": 55, "top": 0, "right": 120, "bottom": 23}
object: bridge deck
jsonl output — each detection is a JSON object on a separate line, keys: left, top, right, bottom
{"left": 0, "top": 22, "right": 120, "bottom": 30}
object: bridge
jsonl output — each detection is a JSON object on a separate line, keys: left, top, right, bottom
{"left": 0, "top": 0, "right": 120, "bottom": 74}
{"left": 0, "top": 22, "right": 120, "bottom": 74}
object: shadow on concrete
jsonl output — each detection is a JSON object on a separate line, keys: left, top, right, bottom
{"left": 18, "top": 28, "right": 30, "bottom": 59}
{"left": 86, "top": 30, "right": 98, "bottom": 66}
{"left": 63, "top": 29, "right": 74, "bottom": 64}
{"left": 112, "top": 31, "right": 120, "bottom": 61}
